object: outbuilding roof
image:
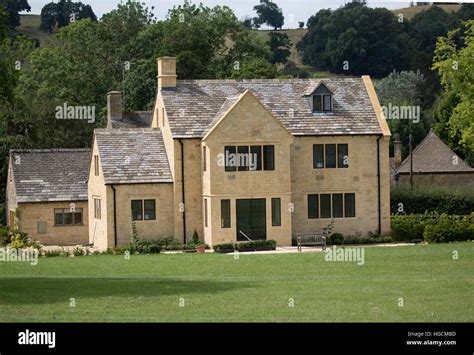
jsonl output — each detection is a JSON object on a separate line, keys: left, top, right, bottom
{"left": 9, "top": 149, "right": 91, "bottom": 203}
{"left": 398, "top": 130, "right": 474, "bottom": 174}
{"left": 94, "top": 128, "right": 173, "bottom": 184}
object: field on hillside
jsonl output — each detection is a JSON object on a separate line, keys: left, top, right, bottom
{"left": 17, "top": 15, "right": 50, "bottom": 44}
{"left": 0, "top": 242, "right": 472, "bottom": 322}
{"left": 392, "top": 4, "right": 461, "bottom": 21}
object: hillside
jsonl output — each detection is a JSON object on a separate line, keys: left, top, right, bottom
{"left": 17, "top": 14, "right": 50, "bottom": 44}
{"left": 392, "top": 4, "right": 461, "bottom": 21}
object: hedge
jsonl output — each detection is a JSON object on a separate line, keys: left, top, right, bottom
{"left": 391, "top": 212, "right": 474, "bottom": 243}
{"left": 391, "top": 186, "right": 474, "bottom": 215}
{"left": 214, "top": 240, "right": 277, "bottom": 253}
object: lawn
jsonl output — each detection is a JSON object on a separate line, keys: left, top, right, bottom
{"left": 0, "top": 242, "right": 472, "bottom": 322}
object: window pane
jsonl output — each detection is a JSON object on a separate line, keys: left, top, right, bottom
{"left": 64, "top": 212, "right": 73, "bottom": 225}
{"left": 272, "top": 198, "right": 281, "bottom": 226}
{"left": 204, "top": 199, "right": 208, "bottom": 228}
{"left": 94, "top": 155, "right": 99, "bottom": 176}
{"left": 237, "top": 146, "right": 249, "bottom": 171}
{"left": 95, "top": 199, "right": 101, "bottom": 219}
{"left": 313, "top": 95, "right": 322, "bottom": 112}
{"left": 224, "top": 146, "right": 236, "bottom": 172}
{"left": 332, "top": 194, "right": 343, "bottom": 218}
{"left": 221, "top": 199, "right": 231, "bottom": 228}
{"left": 73, "top": 210, "right": 83, "bottom": 225}
{"left": 313, "top": 144, "right": 324, "bottom": 169}
{"left": 308, "top": 194, "right": 319, "bottom": 219}
{"left": 320, "top": 194, "right": 331, "bottom": 218}
{"left": 325, "top": 144, "right": 336, "bottom": 168}
{"left": 338, "top": 144, "right": 349, "bottom": 168}
{"left": 203, "top": 146, "right": 207, "bottom": 172}
{"left": 323, "top": 95, "right": 332, "bottom": 111}
{"left": 263, "top": 145, "right": 275, "bottom": 171}
{"left": 250, "top": 146, "right": 262, "bottom": 171}
{"left": 55, "top": 210, "right": 63, "bottom": 225}
{"left": 131, "top": 200, "right": 143, "bottom": 221}
{"left": 345, "top": 193, "right": 356, "bottom": 217}
{"left": 144, "top": 200, "right": 156, "bottom": 220}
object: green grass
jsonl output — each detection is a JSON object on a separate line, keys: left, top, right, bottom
{"left": 0, "top": 243, "right": 472, "bottom": 322}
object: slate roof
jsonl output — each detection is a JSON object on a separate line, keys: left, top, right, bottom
{"left": 10, "top": 149, "right": 91, "bottom": 203}
{"left": 111, "top": 111, "right": 153, "bottom": 128}
{"left": 94, "top": 128, "right": 173, "bottom": 184}
{"left": 161, "top": 78, "right": 383, "bottom": 138}
{"left": 398, "top": 131, "right": 474, "bottom": 174}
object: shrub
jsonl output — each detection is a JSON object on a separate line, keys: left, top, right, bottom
{"left": 191, "top": 230, "right": 199, "bottom": 244}
{"left": 156, "top": 236, "right": 182, "bottom": 251}
{"left": 1, "top": 226, "right": 10, "bottom": 245}
{"left": 391, "top": 214, "right": 430, "bottom": 241}
{"left": 391, "top": 186, "right": 474, "bottom": 215}
{"left": 7, "top": 230, "right": 36, "bottom": 249}
{"left": 134, "top": 240, "right": 161, "bottom": 254}
{"left": 329, "top": 233, "right": 344, "bottom": 245}
{"left": 113, "top": 245, "right": 135, "bottom": 255}
{"left": 214, "top": 240, "right": 277, "bottom": 253}
{"left": 423, "top": 213, "right": 474, "bottom": 243}
{"left": 213, "top": 243, "right": 235, "bottom": 253}
{"left": 72, "top": 247, "right": 85, "bottom": 256}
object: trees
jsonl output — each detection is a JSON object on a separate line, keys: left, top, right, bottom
{"left": 407, "top": 5, "right": 458, "bottom": 108}
{"left": 267, "top": 31, "right": 290, "bottom": 64}
{"left": 40, "top": 0, "right": 97, "bottom": 33}
{"left": 0, "top": 0, "right": 30, "bottom": 29}
{"left": 375, "top": 71, "right": 429, "bottom": 158}
{"left": 432, "top": 20, "right": 474, "bottom": 165}
{"left": 230, "top": 57, "right": 276, "bottom": 79}
{"left": 253, "top": 0, "right": 284, "bottom": 30}
{"left": 298, "top": 3, "right": 410, "bottom": 77}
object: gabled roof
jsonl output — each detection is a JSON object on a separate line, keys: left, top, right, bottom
{"left": 398, "top": 130, "right": 474, "bottom": 174}
{"left": 203, "top": 90, "right": 291, "bottom": 140}
{"left": 94, "top": 128, "right": 172, "bottom": 184}
{"left": 161, "top": 78, "right": 383, "bottom": 138}
{"left": 110, "top": 111, "right": 153, "bottom": 129}
{"left": 9, "top": 149, "right": 91, "bottom": 203}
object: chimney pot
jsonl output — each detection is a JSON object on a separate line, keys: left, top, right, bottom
{"left": 157, "top": 57, "right": 177, "bottom": 90}
{"left": 107, "top": 91, "right": 122, "bottom": 129}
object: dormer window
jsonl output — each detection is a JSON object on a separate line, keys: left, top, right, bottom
{"left": 313, "top": 94, "right": 332, "bottom": 112}
{"left": 306, "top": 82, "right": 333, "bottom": 113}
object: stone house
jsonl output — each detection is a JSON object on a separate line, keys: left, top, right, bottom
{"left": 89, "top": 57, "right": 391, "bottom": 249}
{"left": 393, "top": 130, "right": 474, "bottom": 187}
{"left": 6, "top": 149, "right": 90, "bottom": 245}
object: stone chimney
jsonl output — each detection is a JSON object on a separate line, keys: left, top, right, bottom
{"left": 394, "top": 133, "right": 402, "bottom": 168}
{"left": 107, "top": 91, "right": 122, "bottom": 129}
{"left": 157, "top": 57, "right": 177, "bottom": 90}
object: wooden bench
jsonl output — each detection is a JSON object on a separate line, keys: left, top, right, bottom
{"left": 297, "top": 233, "right": 327, "bottom": 252}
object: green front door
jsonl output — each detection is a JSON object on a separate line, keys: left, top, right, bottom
{"left": 236, "top": 199, "right": 266, "bottom": 241}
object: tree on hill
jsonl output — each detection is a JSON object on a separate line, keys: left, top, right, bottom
{"left": 407, "top": 5, "right": 459, "bottom": 108}
{"left": 375, "top": 71, "right": 429, "bottom": 158}
{"left": 298, "top": 2, "right": 410, "bottom": 77}
{"left": 0, "top": 0, "right": 30, "bottom": 29}
{"left": 40, "top": 0, "right": 97, "bottom": 32}
{"left": 267, "top": 31, "right": 290, "bottom": 64}
{"left": 253, "top": 0, "right": 284, "bottom": 30}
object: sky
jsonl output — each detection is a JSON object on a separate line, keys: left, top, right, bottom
{"left": 23, "top": 0, "right": 419, "bottom": 28}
